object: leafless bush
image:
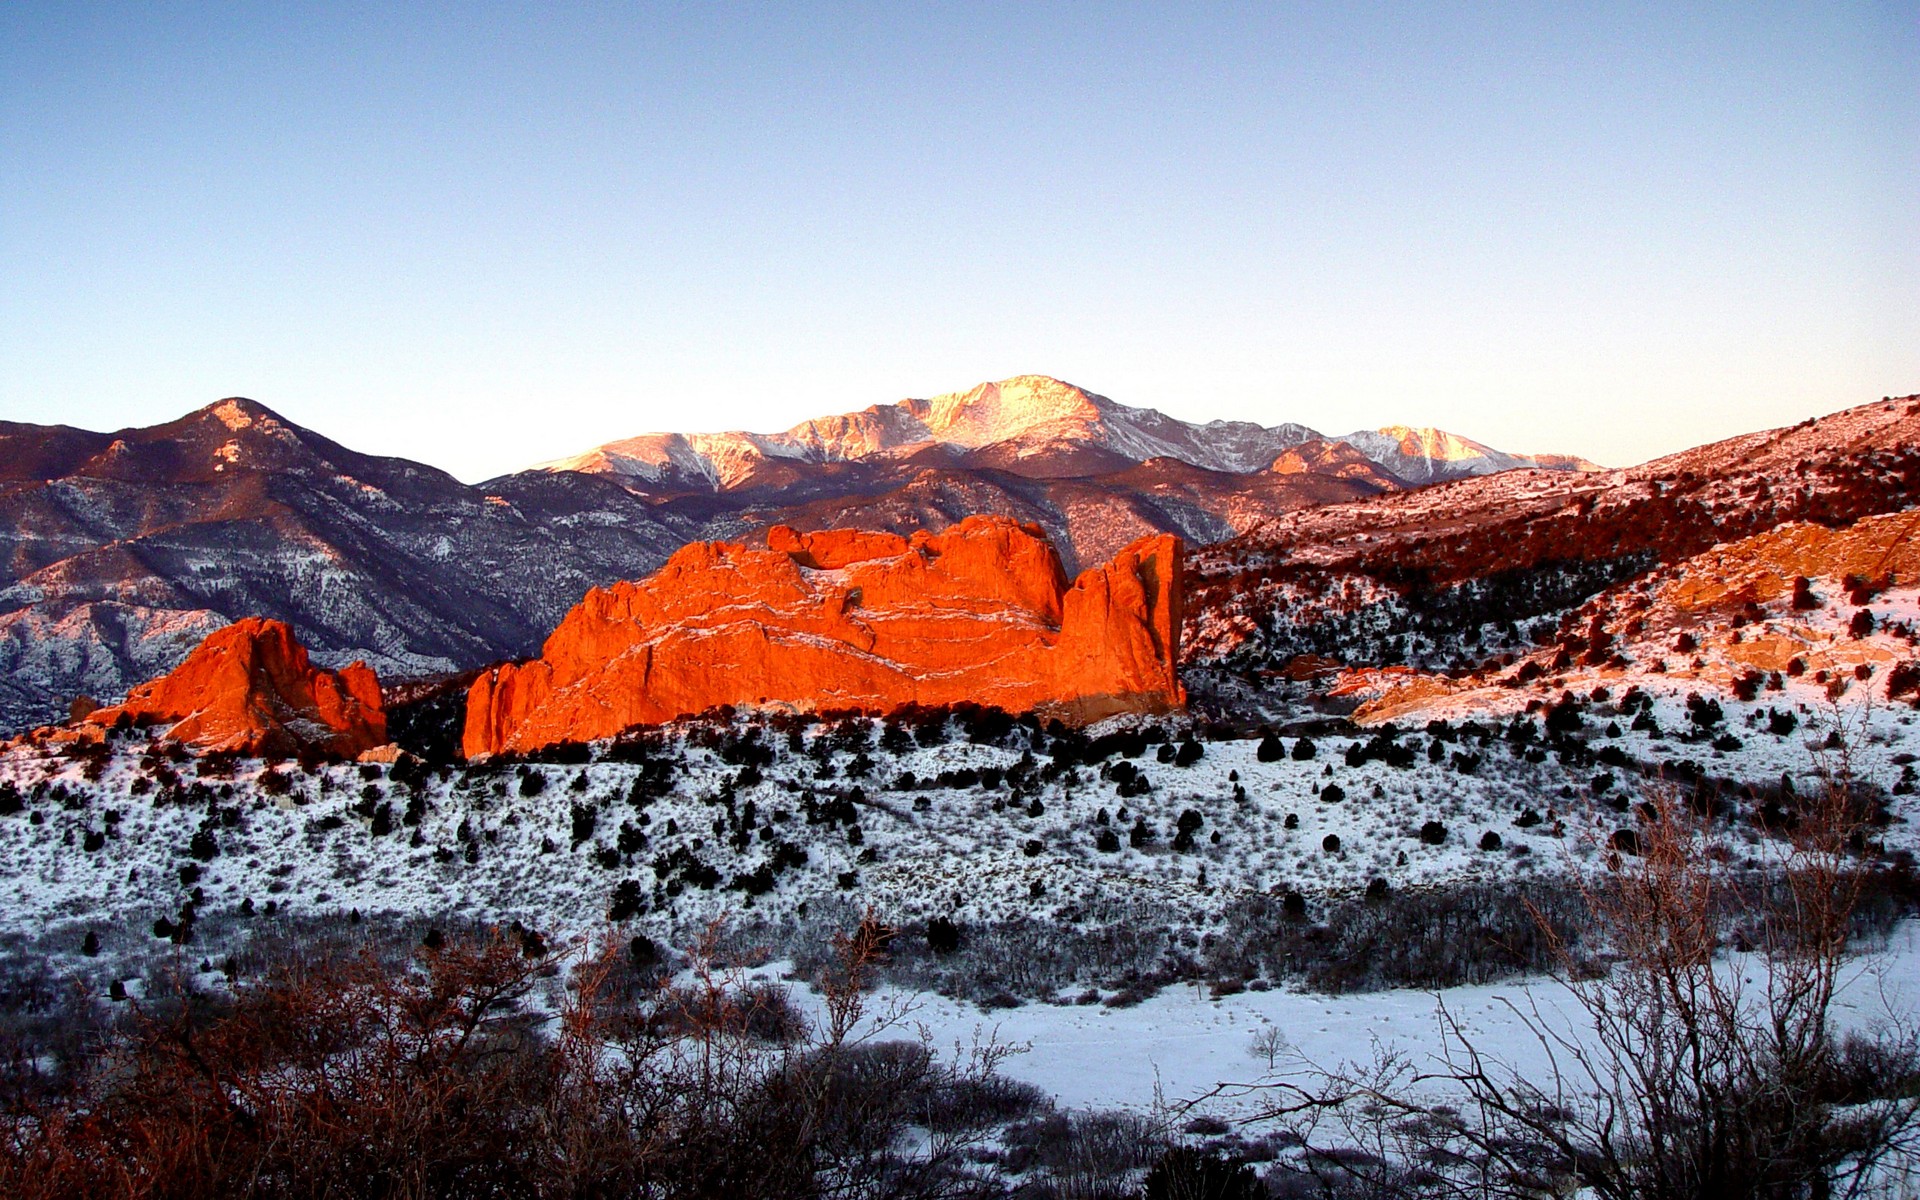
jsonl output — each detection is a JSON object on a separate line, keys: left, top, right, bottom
{"left": 870, "top": 915, "right": 1180, "bottom": 1006}
{"left": 1248, "top": 1023, "right": 1289, "bottom": 1072}
{"left": 0, "top": 917, "right": 1030, "bottom": 1199}
{"left": 1001, "top": 1107, "right": 1168, "bottom": 1198}
{"left": 1228, "top": 768, "right": 1920, "bottom": 1199}
{"left": 1209, "top": 880, "right": 1590, "bottom": 994}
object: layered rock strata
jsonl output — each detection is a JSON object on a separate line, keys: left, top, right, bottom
{"left": 463, "top": 516, "right": 1183, "bottom": 756}
{"left": 82, "top": 617, "right": 386, "bottom": 756}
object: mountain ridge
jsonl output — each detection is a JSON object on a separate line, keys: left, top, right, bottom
{"left": 531, "top": 375, "right": 1600, "bottom": 491}
{"left": 4, "top": 382, "right": 1896, "bottom": 742}
{"left": 0, "top": 397, "right": 688, "bottom": 732}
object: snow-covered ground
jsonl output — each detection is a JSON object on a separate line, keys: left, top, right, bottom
{"left": 2, "top": 685, "right": 1913, "bottom": 955}
{"left": 744, "top": 917, "right": 1920, "bottom": 1121}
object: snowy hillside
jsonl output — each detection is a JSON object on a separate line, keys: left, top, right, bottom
{"left": 5, "top": 681, "right": 1913, "bottom": 959}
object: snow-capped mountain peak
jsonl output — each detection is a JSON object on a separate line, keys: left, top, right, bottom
{"left": 532, "top": 376, "right": 1597, "bottom": 491}
{"left": 1373, "top": 425, "right": 1499, "bottom": 462}
{"left": 919, "top": 375, "right": 1106, "bottom": 447}
{"left": 1334, "top": 425, "right": 1603, "bottom": 485}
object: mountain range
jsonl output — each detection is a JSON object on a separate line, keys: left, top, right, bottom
{"left": 0, "top": 373, "right": 1633, "bottom": 734}
{"left": 535, "top": 375, "right": 1597, "bottom": 488}
{"left": 1185, "top": 393, "right": 1920, "bottom": 720}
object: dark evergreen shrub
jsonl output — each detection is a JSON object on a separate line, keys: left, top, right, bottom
{"left": 607, "top": 879, "right": 643, "bottom": 922}
{"left": 1142, "top": 1147, "right": 1261, "bottom": 1200}
{"left": 570, "top": 803, "right": 596, "bottom": 848}
{"left": 926, "top": 916, "right": 962, "bottom": 954}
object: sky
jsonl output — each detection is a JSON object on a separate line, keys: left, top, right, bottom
{"left": 1, "top": 3, "right": 1914, "bottom": 482}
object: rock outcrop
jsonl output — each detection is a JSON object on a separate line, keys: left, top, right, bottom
{"left": 1320, "top": 510, "right": 1920, "bottom": 726}
{"left": 83, "top": 617, "right": 386, "bottom": 756}
{"left": 1269, "top": 439, "right": 1401, "bottom": 485}
{"left": 463, "top": 516, "right": 1183, "bottom": 756}
{"left": 1659, "top": 513, "right": 1920, "bottom": 613}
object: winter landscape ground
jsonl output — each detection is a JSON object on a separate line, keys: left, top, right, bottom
{"left": 7, "top": 3, "right": 1913, "bottom": 1193}
{"left": 1, "top": 384, "right": 1918, "bottom": 1196}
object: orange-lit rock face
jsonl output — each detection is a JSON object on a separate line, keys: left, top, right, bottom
{"left": 464, "top": 515, "right": 1183, "bottom": 756}
{"left": 1661, "top": 514, "right": 1920, "bottom": 613}
{"left": 84, "top": 617, "right": 386, "bottom": 757}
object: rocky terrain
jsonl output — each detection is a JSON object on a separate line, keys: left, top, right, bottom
{"left": 0, "top": 387, "right": 1914, "bottom": 986}
{"left": 74, "top": 617, "right": 387, "bottom": 759}
{"left": 1184, "top": 394, "right": 1920, "bottom": 686}
{"left": 1322, "top": 512, "right": 1920, "bottom": 728}
{"left": 0, "top": 399, "right": 684, "bottom": 732}
{"left": 464, "top": 518, "right": 1184, "bottom": 756}
{"left": 0, "top": 377, "right": 1588, "bottom": 733}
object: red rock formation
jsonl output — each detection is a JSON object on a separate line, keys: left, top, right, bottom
{"left": 1269, "top": 438, "right": 1397, "bottom": 483}
{"left": 83, "top": 617, "right": 386, "bottom": 756}
{"left": 464, "top": 515, "right": 1183, "bottom": 756}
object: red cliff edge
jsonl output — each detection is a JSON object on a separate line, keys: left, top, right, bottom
{"left": 463, "top": 515, "right": 1183, "bottom": 757}
{"left": 81, "top": 617, "right": 386, "bottom": 757}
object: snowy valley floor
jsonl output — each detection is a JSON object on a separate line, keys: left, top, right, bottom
{"left": 771, "top": 917, "right": 1920, "bottom": 1120}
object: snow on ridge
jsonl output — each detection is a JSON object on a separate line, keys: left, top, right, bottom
{"left": 527, "top": 375, "right": 1588, "bottom": 488}
{"left": 211, "top": 400, "right": 256, "bottom": 432}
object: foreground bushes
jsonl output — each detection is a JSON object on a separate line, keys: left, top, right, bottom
{"left": 0, "top": 923, "right": 1051, "bottom": 1200}
{"left": 1236, "top": 785, "right": 1920, "bottom": 1199}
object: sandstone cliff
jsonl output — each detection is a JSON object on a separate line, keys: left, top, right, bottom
{"left": 83, "top": 617, "right": 386, "bottom": 756}
{"left": 463, "top": 516, "right": 1183, "bottom": 756}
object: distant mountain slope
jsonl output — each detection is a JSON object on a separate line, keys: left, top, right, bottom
{"left": 1333, "top": 424, "right": 1601, "bottom": 485}
{"left": 534, "top": 375, "right": 1595, "bottom": 489}
{"left": 1185, "top": 394, "right": 1920, "bottom": 709}
{"left": 0, "top": 377, "right": 1608, "bottom": 734}
{"left": 586, "top": 452, "right": 1393, "bottom": 578}
{"left": 0, "top": 399, "right": 685, "bottom": 731}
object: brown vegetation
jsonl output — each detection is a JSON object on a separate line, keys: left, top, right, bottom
{"left": 1227, "top": 763, "right": 1920, "bottom": 1198}
{"left": 0, "top": 920, "right": 1039, "bottom": 1200}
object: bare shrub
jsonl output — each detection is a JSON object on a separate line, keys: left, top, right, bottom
{"left": 1000, "top": 1107, "right": 1167, "bottom": 1197}
{"left": 1232, "top": 771, "right": 1920, "bottom": 1198}
{"left": 1248, "top": 1023, "right": 1289, "bottom": 1072}
{"left": 1209, "top": 881, "right": 1588, "bottom": 994}
{"left": 0, "top": 919, "right": 1030, "bottom": 1199}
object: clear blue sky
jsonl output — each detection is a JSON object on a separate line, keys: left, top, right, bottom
{"left": 2, "top": 3, "right": 1914, "bottom": 481}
